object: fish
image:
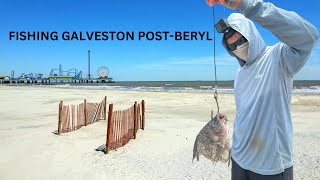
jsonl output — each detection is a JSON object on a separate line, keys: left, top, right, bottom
{"left": 193, "top": 113, "right": 232, "bottom": 166}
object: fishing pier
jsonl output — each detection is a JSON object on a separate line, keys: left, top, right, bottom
{"left": 0, "top": 50, "right": 115, "bottom": 85}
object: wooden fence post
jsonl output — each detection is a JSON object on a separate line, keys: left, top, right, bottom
{"left": 106, "top": 104, "right": 114, "bottom": 155}
{"left": 84, "top": 99, "right": 87, "bottom": 126}
{"left": 104, "top": 96, "right": 107, "bottom": 120}
{"left": 58, "top": 101, "right": 63, "bottom": 135}
{"left": 133, "top": 101, "right": 137, "bottom": 139}
{"left": 142, "top": 100, "right": 145, "bottom": 130}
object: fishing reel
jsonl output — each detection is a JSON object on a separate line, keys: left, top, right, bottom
{"left": 215, "top": 18, "right": 230, "bottom": 33}
{"left": 215, "top": 18, "right": 236, "bottom": 39}
{"left": 225, "top": 0, "right": 237, "bottom": 7}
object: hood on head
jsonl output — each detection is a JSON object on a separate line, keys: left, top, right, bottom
{"left": 222, "top": 13, "right": 267, "bottom": 66}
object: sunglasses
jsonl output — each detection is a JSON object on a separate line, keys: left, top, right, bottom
{"left": 227, "top": 36, "right": 248, "bottom": 51}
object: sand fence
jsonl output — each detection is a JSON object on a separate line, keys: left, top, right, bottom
{"left": 56, "top": 97, "right": 145, "bottom": 154}
{"left": 57, "top": 96, "right": 107, "bottom": 134}
{"left": 106, "top": 100, "right": 145, "bottom": 154}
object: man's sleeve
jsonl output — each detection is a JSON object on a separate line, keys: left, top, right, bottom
{"left": 238, "top": 0, "right": 319, "bottom": 77}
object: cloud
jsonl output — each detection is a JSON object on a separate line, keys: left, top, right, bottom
{"left": 295, "top": 43, "right": 320, "bottom": 79}
{"left": 295, "top": 66, "right": 320, "bottom": 80}
{"left": 312, "top": 43, "right": 320, "bottom": 53}
{"left": 168, "top": 57, "right": 212, "bottom": 65}
{"left": 132, "top": 43, "right": 320, "bottom": 80}
{"left": 304, "top": 43, "right": 320, "bottom": 66}
{"left": 135, "top": 63, "right": 170, "bottom": 70}
{"left": 135, "top": 53, "right": 238, "bottom": 70}
{"left": 169, "top": 55, "right": 236, "bottom": 66}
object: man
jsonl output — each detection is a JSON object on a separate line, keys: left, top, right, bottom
{"left": 205, "top": 0, "right": 318, "bottom": 179}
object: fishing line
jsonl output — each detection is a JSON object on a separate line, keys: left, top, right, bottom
{"left": 212, "top": 7, "right": 220, "bottom": 114}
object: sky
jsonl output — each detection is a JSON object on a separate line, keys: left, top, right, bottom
{"left": 0, "top": 0, "right": 319, "bottom": 81}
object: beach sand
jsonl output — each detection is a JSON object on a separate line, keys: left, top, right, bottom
{"left": 0, "top": 86, "right": 319, "bottom": 179}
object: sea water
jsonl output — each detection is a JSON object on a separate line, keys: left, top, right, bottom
{"left": 33, "top": 80, "right": 320, "bottom": 95}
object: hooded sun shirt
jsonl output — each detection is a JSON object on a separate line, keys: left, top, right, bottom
{"left": 222, "top": 0, "right": 319, "bottom": 175}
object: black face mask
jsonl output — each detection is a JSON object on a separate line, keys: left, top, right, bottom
{"left": 227, "top": 36, "right": 248, "bottom": 51}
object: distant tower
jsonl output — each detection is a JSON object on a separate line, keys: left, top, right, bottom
{"left": 88, "top": 50, "right": 91, "bottom": 79}
{"left": 59, "top": 64, "right": 62, "bottom": 76}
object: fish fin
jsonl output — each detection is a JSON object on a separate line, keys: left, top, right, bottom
{"left": 192, "top": 153, "right": 199, "bottom": 163}
{"left": 228, "top": 149, "right": 231, "bottom": 167}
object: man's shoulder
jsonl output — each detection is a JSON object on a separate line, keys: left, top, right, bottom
{"left": 267, "top": 42, "right": 286, "bottom": 55}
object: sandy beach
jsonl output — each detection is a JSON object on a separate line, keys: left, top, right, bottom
{"left": 0, "top": 86, "right": 319, "bottom": 179}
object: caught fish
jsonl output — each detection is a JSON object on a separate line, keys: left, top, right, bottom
{"left": 193, "top": 113, "right": 232, "bottom": 166}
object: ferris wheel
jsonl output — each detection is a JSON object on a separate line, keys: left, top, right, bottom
{"left": 97, "top": 66, "right": 109, "bottom": 78}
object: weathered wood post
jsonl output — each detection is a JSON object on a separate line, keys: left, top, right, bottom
{"left": 133, "top": 101, "right": 137, "bottom": 139}
{"left": 58, "top": 101, "right": 63, "bottom": 135}
{"left": 106, "top": 104, "right": 114, "bottom": 155}
{"left": 104, "top": 96, "right": 107, "bottom": 120}
{"left": 84, "top": 99, "right": 87, "bottom": 126}
{"left": 142, "top": 100, "right": 145, "bottom": 130}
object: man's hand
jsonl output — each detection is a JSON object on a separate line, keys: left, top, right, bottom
{"left": 205, "top": 0, "right": 242, "bottom": 10}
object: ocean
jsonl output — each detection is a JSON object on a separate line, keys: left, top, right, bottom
{"left": 31, "top": 80, "right": 320, "bottom": 95}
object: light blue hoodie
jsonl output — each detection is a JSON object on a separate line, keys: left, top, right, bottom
{"left": 222, "top": 0, "right": 319, "bottom": 175}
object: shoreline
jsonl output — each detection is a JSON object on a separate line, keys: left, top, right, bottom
{"left": 2, "top": 83, "right": 320, "bottom": 95}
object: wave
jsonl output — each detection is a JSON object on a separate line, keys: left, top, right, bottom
{"left": 36, "top": 84, "right": 320, "bottom": 94}
{"left": 293, "top": 86, "right": 320, "bottom": 94}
